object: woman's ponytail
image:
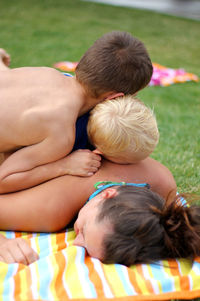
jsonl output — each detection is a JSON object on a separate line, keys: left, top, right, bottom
{"left": 152, "top": 196, "right": 200, "bottom": 259}
{"left": 100, "top": 186, "right": 200, "bottom": 265}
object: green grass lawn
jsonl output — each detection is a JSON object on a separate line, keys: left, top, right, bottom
{"left": 0, "top": 0, "right": 199, "bottom": 195}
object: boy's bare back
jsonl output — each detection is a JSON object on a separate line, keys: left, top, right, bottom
{"left": 0, "top": 63, "right": 101, "bottom": 192}
{"left": 0, "top": 67, "right": 82, "bottom": 152}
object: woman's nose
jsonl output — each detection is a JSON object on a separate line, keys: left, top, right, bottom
{"left": 73, "top": 233, "right": 84, "bottom": 247}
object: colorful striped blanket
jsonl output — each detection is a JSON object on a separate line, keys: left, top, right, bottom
{"left": 1, "top": 229, "right": 200, "bottom": 300}
{"left": 53, "top": 61, "right": 199, "bottom": 87}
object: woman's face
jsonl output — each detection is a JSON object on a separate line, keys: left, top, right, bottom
{"left": 73, "top": 189, "right": 116, "bottom": 260}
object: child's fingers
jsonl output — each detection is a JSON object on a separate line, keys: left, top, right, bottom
{"left": 91, "top": 159, "right": 101, "bottom": 168}
{"left": 91, "top": 151, "right": 102, "bottom": 161}
{"left": 95, "top": 154, "right": 102, "bottom": 160}
{"left": 87, "top": 162, "right": 102, "bottom": 176}
{"left": 90, "top": 166, "right": 99, "bottom": 173}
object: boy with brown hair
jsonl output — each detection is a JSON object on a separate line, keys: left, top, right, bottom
{"left": 0, "top": 31, "right": 153, "bottom": 193}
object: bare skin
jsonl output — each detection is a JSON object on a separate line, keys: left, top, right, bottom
{"left": 0, "top": 235, "right": 39, "bottom": 265}
{"left": 0, "top": 157, "right": 176, "bottom": 264}
{"left": 0, "top": 49, "right": 121, "bottom": 193}
{"left": 0, "top": 157, "right": 176, "bottom": 232}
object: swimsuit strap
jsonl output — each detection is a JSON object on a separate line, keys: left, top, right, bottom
{"left": 63, "top": 72, "right": 73, "bottom": 77}
{"left": 89, "top": 181, "right": 150, "bottom": 201}
{"left": 94, "top": 181, "right": 150, "bottom": 189}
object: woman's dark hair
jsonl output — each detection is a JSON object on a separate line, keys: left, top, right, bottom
{"left": 97, "top": 186, "right": 200, "bottom": 266}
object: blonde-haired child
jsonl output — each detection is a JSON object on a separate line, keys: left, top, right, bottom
{"left": 87, "top": 96, "right": 159, "bottom": 164}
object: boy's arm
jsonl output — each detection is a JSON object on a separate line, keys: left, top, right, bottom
{"left": 0, "top": 233, "right": 39, "bottom": 265}
{"left": 0, "top": 135, "right": 73, "bottom": 193}
{"left": 0, "top": 148, "right": 101, "bottom": 194}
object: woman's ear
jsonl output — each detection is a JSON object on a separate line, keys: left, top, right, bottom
{"left": 101, "top": 188, "right": 118, "bottom": 199}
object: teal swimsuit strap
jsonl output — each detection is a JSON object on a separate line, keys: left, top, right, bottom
{"left": 88, "top": 181, "right": 150, "bottom": 201}
{"left": 63, "top": 72, "right": 73, "bottom": 77}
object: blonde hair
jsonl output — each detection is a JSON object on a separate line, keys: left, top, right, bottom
{"left": 87, "top": 96, "right": 159, "bottom": 163}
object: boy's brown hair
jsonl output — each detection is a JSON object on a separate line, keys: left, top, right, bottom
{"left": 76, "top": 31, "right": 153, "bottom": 98}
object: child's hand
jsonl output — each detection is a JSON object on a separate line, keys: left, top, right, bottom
{"left": 61, "top": 149, "right": 102, "bottom": 177}
{"left": 0, "top": 236, "right": 39, "bottom": 265}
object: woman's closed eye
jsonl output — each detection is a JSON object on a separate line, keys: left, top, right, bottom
{"left": 73, "top": 226, "right": 85, "bottom": 247}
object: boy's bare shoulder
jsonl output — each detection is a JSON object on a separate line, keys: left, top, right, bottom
{"left": 10, "top": 66, "right": 61, "bottom": 77}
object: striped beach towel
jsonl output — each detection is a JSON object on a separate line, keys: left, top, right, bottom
{"left": 53, "top": 61, "right": 199, "bottom": 87}
{"left": 1, "top": 229, "right": 200, "bottom": 300}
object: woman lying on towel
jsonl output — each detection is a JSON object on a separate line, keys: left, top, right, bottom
{"left": 0, "top": 155, "right": 200, "bottom": 267}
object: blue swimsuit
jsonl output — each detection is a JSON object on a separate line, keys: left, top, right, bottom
{"left": 88, "top": 181, "right": 150, "bottom": 201}
{"left": 73, "top": 112, "right": 94, "bottom": 151}
{"left": 63, "top": 73, "right": 93, "bottom": 152}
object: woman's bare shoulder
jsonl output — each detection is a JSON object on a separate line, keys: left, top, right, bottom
{"left": 95, "top": 157, "right": 177, "bottom": 201}
{"left": 143, "top": 157, "right": 177, "bottom": 201}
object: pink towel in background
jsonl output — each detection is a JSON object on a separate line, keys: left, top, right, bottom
{"left": 54, "top": 61, "right": 199, "bottom": 86}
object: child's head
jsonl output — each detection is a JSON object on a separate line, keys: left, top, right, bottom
{"left": 75, "top": 31, "right": 153, "bottom": 98}
{"left": 87, "top": 96, "right": 159, "bottom": 163}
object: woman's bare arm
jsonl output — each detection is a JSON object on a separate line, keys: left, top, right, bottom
{"left": 0, "top": 233, "right": 38, "bottom": 265}
{"left": 0, "top": 174, "right": 94, "bottom": 232}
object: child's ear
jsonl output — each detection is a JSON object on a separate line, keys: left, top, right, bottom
{"left": 106, "top": 92, "right": 124, "bottom": 100}
{"left": 101, "top": 188, "right": 118, "bottom": 199}
{"left": 93, "top": 149, "right": 103, "bottom": 155}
